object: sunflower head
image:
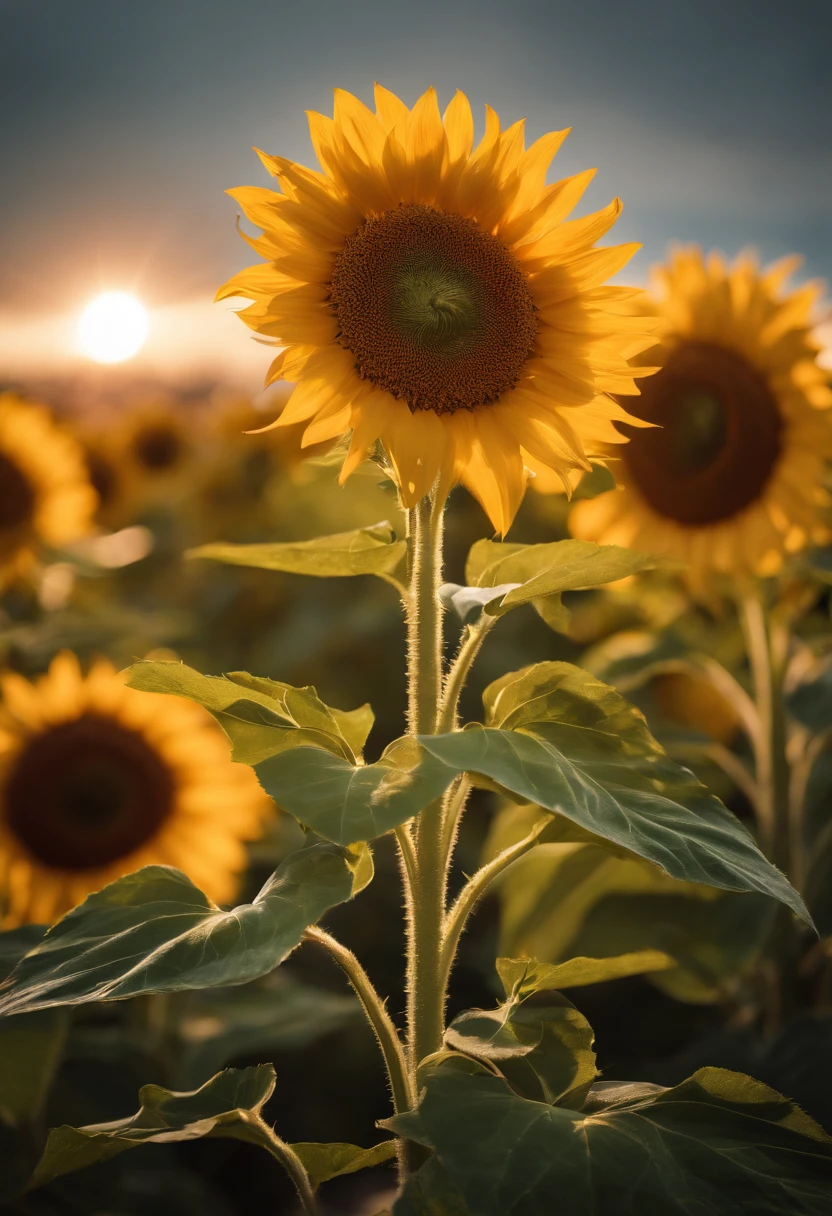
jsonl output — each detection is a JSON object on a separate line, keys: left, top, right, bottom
{"left": 0, "top": 394, "right": 97, "bottom": 586}
{"left": 218, "top": 85, "right": 656, "bottom": 533}
{"left": 570, "top": 248, "right": 832, "bottom": 582}
{"left": 0, "top": 653, "right": 273, "bottom": 925}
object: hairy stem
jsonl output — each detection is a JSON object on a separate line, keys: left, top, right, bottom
{"left": 243, "top": 1116, "right": 320, "bottom": 1215}
{"left": 303, "top": 926, "right": 413, "bottom": 1115}
{"left": 439, "top": 823, "right": 545, "bottom": 1000}
{"left": 406, "top": 490, "right": 448, "bottom": 1077}
{"left": 437, "top": 616, "right": 494, "bottom": 734}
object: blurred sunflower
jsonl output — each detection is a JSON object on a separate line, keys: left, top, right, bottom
{"left": 120, "top": 401, "right": 195, "bottom": 481}
{"left": 79, "top": 431, "right": 138, "bottom": 530}
{"left": 0, "top": 393, "right": 97, "bottom": 586}
{"left": 571, "top": 248, "right": 832, "bottom": 580}
{"left": 218, "top": 85, "right": 656, "bottom": 533}
{"left": 0, "top": 652, "right": 272, "bottom": 925}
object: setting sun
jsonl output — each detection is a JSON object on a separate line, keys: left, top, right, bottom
{"left": 78, "top": 291, "right": 149, "bottom": 364}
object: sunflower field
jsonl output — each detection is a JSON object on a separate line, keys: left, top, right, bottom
{"left": 2, "top": 32, "right": 832, "bottom": 1216}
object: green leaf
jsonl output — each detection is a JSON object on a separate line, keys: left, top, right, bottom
{"left": 394, "top": 1156, "right": 469, "bottom": 1215}
{"left": 389, "top": 1064, "right": 832, "bottom": 1215}
{"left": 466, "top": 538, "right": 665, "bottom": 603}
{"left": 419, "top": 663, "right": 812, "bottom": 925}
{"left": 445, "top": 986, "right": 596, "bottom": 1109}
{"left": 292, "top": 1140, "right": 396, "bottom": 1188}
{"left": 788, "top": 667, "right": 832, "bottom": 732}
{"left": 459, "top": 539, "right": 665, "bottom": 636}
{"left": 187, "top": 521, "right": 407, "bottom": 589}
{"left": 0, "top": 843, "right": 370, "bottom": 1016}
{"left": 0, "top": 929, "right": 66, "bottom": 1127}
{"left": 487, "top": 804, "right": 776, "bottom": 1003}
{"left": 254, "top": 736, "right": 455, "bottom": 845}
{"left": 28, "top": 1065, "right": 276, "bottom": 1189}
{"left": 495, "top": 951, "right": 674, "bottom": 997}
{"left": 126, "top": 661, "right": 366, "bottom": 765}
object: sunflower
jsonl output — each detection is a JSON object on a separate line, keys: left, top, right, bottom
{"left": 217, "top": 85, "right": 656, "bottom": 533}
{"left": 0, "top": 652, "right": 272, "bottom": 925}
{"left": 570, "top": 248, "right": 832, "bottom": 579}
{"left": 0, "top": 393, "right": 97, "bottom": 586}
{"left": 121, "top": 401, "right": 194, "bottom": 480}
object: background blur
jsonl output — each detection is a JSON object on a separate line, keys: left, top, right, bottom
{"left": 1, "top": 0, "right": 830, "bottom": 391}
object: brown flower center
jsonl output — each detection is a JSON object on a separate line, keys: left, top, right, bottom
{"left": 132, "top": 424, "right": 185, "bottom": 471}
{"left": 5, "top": 713, "right": 175, "bottom": 870}
{"left": 0, "top": 453, "right": 36, "bottom": 537}
{"left": 621, "top": 341, "right": 782, "bottom": 526}
{"left": 330, "top": 205, "right": 538, "bottom": 414}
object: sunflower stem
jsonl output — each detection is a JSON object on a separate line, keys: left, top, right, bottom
{"left": 403, "top": 491, "right": 450, "bottom": 1138}
{"left": 303, "top": 926, "right": 413, "bottom": 1116}
{"left": 242, "top": 1115, "right": 320, "bottom": 1215}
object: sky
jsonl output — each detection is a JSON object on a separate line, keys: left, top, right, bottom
{"left": 1, "top": 0, "right": 830, "bottom": 384}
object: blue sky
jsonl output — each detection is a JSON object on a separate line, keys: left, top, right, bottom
{"left": 1, "top": 0, "right": 829, "bottom": 323}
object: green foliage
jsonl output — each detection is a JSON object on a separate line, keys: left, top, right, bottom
{"left": 254, "top": 737, "right": 455, "bottom": 845}
{"left": 445, "top": 959, "right": 597, "bottom": 1108}
{"left": 389, "top": 1064, "right": 832, "bottom": 1215}
{"left": 495, "top": 951, "right": 674, "bottom": 995}
{"left": 187, "top": 521, "right": 407, "bottom": 589}
{"left": 462, "top": 538, "right": 667, "bottom": 631}
{"left": 126, "top": 660, "right": 371, "bottom": 765}
{"left": 787, "top": 666, "right": 832, "bottom": 732}
{"left": 0, "top": 843, "right": 370, "bottom": 1016}
{"left": 292, "top": 1139, "right": 397, "bottom": 1187}
{"left": 487, "top": 806, "right": 775, "bottom": 1003}
{"left": 419, "top": 662, "right": 810, "bottom": 923}
{"left": 28, "top": 1065, "right": 277, "bottom": 1189}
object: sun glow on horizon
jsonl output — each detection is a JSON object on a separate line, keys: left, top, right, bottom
{"left": 78, "top": 292, "right": 149, "bottom": 364}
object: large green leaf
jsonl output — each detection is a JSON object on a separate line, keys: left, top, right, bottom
{"left": 126, "top": 660, "right": 367, "bottom": 765}
{"left": 254, "top": 737, "right": 454, "bottom": 845}
{"left": 419, "top": 663, "right": 811, "bottom": 924}
{"left": 292, "top": 1140, "right": 396, "bottom": 1187}
{"left": 445, "top": 959, "right": 597, "bottom": 1108}
{"left": 28, "top": 1065, "right": 277, "bottom": 1189}
{"left": 390, "top": 1064, "right": 832, "bottom": 1215}
{"left": 187, "top": 521, "right": 407, "bottom": 589}
{"left": 0, "top": 843, "right": 370, "bottom": 1016}
{"left": 486, "top": 804, "right": 774, "bottom": 1004}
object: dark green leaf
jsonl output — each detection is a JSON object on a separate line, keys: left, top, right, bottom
{"left": 0, "top": 843, "right": 370, "bottom": 1016}
{"left": 254, "top": 737, "right": 454, "bottom": 845}
{"left": 394, "top": 1156, "right": 469, "bottom": 1215}
{"left": 445, "top": 987, "right": 596, "bottom": 1108}
{"left": 388, "top": 1064, "right": 832, "bottom": 1215}
{"left": 788, "top": 667, "right": 832, "bottom": 732}
{"left": 292, "top": 1140, "right": 396, "bottom": 1187}
{"left": 28, "top": 1065, "right": 276, "bottom": 1189}
{"left": 187, "top": 521, "right": 407, "bottom": 588}
{"left": 419, "top": 663, "right": 811, "bottom": 924}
